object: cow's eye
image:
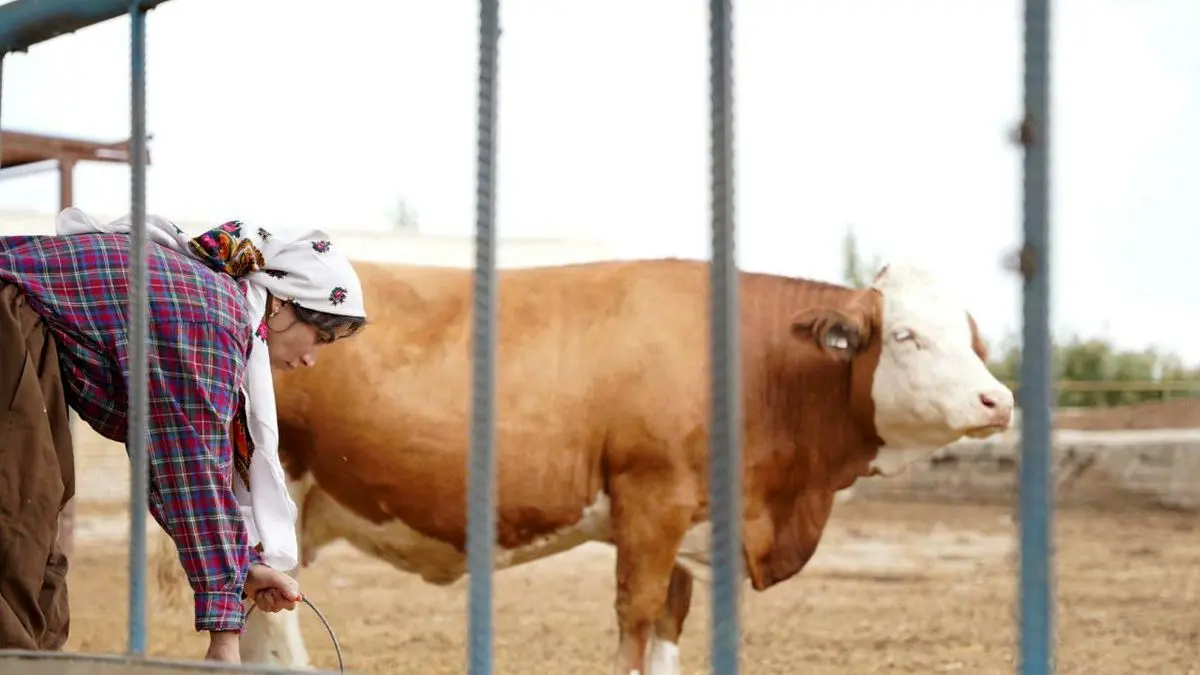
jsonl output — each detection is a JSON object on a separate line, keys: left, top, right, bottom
{"left": 893, "top": 329, "right": 922, "bottom": 349}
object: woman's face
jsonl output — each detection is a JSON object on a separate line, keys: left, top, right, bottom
{"left": 264, "top": 300, "right": 325, "bottom": 371}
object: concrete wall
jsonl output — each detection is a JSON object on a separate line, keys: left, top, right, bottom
{"left": 843, "top": 427, "right": 1200, "bottom": 512}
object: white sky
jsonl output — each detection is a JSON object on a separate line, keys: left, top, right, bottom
{"left": 1, "top": 0, "right": 1197, "bottom": 364}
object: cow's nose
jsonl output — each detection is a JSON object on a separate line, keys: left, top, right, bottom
{"left": 979, "top": 389, "right": 1014, "bottom": 424}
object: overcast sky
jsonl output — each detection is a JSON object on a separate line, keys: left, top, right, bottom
{"left": 1, "top": 0, "right": 1197, "bottom": 364}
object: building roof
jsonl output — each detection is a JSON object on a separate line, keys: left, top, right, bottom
{"left": 1, "top": 129, "right": 148, "bottom": 170}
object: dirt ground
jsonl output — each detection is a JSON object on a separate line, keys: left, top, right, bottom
{"left": 56, "top": 397, "right": 1200, "bottom": 674}
{"left": 62, "top": 498, "right": 1200, "bottom": 674}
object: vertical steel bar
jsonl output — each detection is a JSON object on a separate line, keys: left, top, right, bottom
{"left": 127, "top": 1, "right": 150, "bottom": 657}
{"left": 1018, "top": 0, "right": 1054, "bottom": 673}
{"left": 467, "top": 0, "right": 500, "bottom": 674}
{"left": 708, "top": 0, "right": 742, "bottom": 673}
{"left": 0, "top": 53, "right": 5, "bottom": 165}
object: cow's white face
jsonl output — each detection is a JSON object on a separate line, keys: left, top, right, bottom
{"left": 868, "top": 263, "right": 1014, "bottom": 450}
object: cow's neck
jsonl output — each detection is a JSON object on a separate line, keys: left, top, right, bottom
{"left": 273, "top": 378, "right": 317, "bottom": 482}
{"left": 735, "top": 281, "right": 884, "bottom": 590}
{"left": 737, "top": 355, "right": 882, "bottom": 591}
{"left": 745, "top": 354, "right": 881, "bottom": 490}
{"left": 739, "top": 275, "right": 884, "bottom": 490}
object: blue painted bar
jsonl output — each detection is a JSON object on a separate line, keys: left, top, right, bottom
{"left": 466, "top": 1, "right": 500, "bottom": 674}
{"left": 127, "top": 2, "right": 150, "bottom": 657}
{"left": 708, "top": 0, "right": 742, "bottom": 673}
{"left": 1018, "top": 0, "right": 1054, "bottom": 673}
{"left": 0, "top": 0, "right": 173, "bottom": 54}
{"left": 0, "top": 54, "right": 6, "bottom": 161}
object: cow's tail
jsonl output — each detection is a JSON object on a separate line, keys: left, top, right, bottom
{"left": 151, "top": 528, "right": 193, "bottom": 613}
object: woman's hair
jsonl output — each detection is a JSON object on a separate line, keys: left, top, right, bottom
{"left": 291, "top": 302, "right": 367, "bottom": 344}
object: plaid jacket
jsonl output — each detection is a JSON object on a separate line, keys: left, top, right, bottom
{"left": 0, "top": 231, "right": 263, "bottom": 632}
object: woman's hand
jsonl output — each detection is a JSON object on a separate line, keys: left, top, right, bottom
{"left": 244, "top": 563, "right": 302, "bottom": 613}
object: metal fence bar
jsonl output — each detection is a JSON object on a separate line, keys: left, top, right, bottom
{"left": 0, "top": 0, "right": 170, "bottom": 660}
{"left": 127, "top": 1, "right": 151, "bottom": 657}
{"left": 0, "top": 4, "right": 1069, "bottom": 674}
{"left": 707, "top": 0, "right": 742, "bottom": 673}
{"left": 467, "top": 1, "right": 500, "bottom": 674}
{"left": 0, "top": 54, "right": 5, "bottom": 161}
{"left": 0, "top": 0, "right": 173, "bottom": 56}
{"left": 1017, "top": 0, "right": 1054, "bottom": 673}
{"left": 1001, "top": 380, "right": 1200, "bottom": 392}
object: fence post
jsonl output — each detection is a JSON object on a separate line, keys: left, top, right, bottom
{"left": 1017, "top": 0, "right": 1054, "bottom": 673}
{"left": 466, "top": 1, "right": 500, "bottom": 674}
{"left": 707, "top": 0, "right": 742, "bottom": 673}
{"left": 126, "top": 1, "right": 151, "bottom": 657}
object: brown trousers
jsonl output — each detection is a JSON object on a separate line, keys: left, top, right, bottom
{"left": 0, "top": 282, "right": 74, "bottom": 650}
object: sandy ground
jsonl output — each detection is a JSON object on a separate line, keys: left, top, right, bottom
{"left": 62, "top": 498, "right": 1200, "bottom": 674}
{"left": 53, "top": 398, "right": 1200, "bottom": 674}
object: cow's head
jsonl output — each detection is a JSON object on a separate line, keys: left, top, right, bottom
{"left": 790, "top": 262, "right": 1014, "bottom": 450}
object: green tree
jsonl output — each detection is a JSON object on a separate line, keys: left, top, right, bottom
{"left": 392, "top": 197, "right": 420, "bottom": 231}
{"left": 1054, "top": 336, "right": 1113, "bottom": 407}
{"left": 987, "top": 335, "right": 1022, "bottom": 385}
{"left": 836, "top": 227, "right": 1200, "bottom": 408}
{"left": 841, "top": 225, "right": 882, "bottom": 289}
{"left": 992, "top": 334, "right": 1199, "bottom": 408}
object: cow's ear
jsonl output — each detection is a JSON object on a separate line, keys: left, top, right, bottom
{"left": 790, "top": 307, "right": 870, "bottom": 361}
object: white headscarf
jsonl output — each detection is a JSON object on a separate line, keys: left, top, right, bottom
{"left": 56, "top": 207, "right": 367, "bottom": 572}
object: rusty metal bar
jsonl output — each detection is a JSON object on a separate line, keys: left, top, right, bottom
{"left": 58, "top": 157, "right": 75, "bottom": 209}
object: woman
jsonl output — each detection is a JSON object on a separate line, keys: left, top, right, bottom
{"left": 0, "top": 207, "right": 367, "bottom": 663}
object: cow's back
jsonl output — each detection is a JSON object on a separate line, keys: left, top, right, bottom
{"left": 273, "top": 258, "right": 716, "bottom": 555}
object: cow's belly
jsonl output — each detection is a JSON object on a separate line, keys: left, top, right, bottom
{"left": 298, "top": 481, "right": 614, "bottom": 583}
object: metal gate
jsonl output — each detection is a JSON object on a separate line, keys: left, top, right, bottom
{"left": 0, "top": 1, "right": 1055, "bottom": 673}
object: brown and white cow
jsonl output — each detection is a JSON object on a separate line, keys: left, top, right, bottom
{"left": 153, "top": 257, "right": 1013, "bottom": 674}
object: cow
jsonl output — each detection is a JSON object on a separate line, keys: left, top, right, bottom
{"left": 152, "top": 257, "right": 1014, "bottom": 674}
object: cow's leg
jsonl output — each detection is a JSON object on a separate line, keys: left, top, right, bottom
{"left": 644, "top": 563, "right": 693, "bottom": 675}
{"left": 240, "top": 597, "right": 312, "bottom": 669}
{"left": 240, "top": 477, "right": 314, "bottom": 669}
{"left": 610, "top": 475, "right": 694, "bottom": 675}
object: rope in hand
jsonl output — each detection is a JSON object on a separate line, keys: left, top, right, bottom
{"left": 243, "top": 595, "right": 345, "bottom": 673}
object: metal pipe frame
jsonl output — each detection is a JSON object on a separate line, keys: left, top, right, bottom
{"left": 0, "top": 1, "right": 1059, "bottom": 673}
{"left": 0, "top": 0, "right": 174, "bottom": 54}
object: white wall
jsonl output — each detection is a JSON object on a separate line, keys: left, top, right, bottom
{"left": 0, "top": 209, "right": 617, "bottom": 269}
